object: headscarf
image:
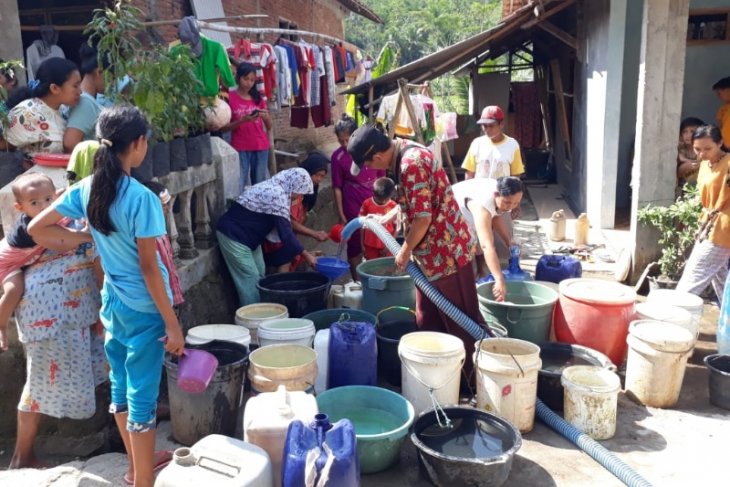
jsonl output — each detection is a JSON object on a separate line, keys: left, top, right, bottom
{"left": 237, "top": 168, "right": 313, "bottom": 220}
{"left": 178, "top": 17, "right": 202, "bottom": 58}
{"left": 299, "top": 152, "right": 329, "bottom": 211}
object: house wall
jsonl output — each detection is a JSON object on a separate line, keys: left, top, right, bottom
{"left": 681, "top": 0, "right": 730, "bottom": 124}
{"left": 130, "top": 0, "right": 351, "bottom": 154}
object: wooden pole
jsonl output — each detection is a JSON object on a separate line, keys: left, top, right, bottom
{"left": 196, "top": 20, "right": 355, "bottom": 48}
{"left": 368, "top": 85, "right": 374, "bottom": 121}
{"left": 19, "top": 14, "right": 269, "bottom": 32}
{"left": 398, "top": 78, "right": 425, "bottom": 144}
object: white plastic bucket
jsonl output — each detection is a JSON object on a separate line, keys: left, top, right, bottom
{"left": 634, "top": 302, "right": 696, "bottom": 339}
{"left": 235, "top": 303, "right": 289, "bottom": 345}
{"left": 257, "top": 318, "right": 315, "bottom": 348}
{"left": 313, "top": 329, "right": 330, "bottom": 394}
{"left": 625, "top": 320, "right": 695, "bottom": 408}
{"left": 398, "top": 332, "right": 465, "bottom": 415}
{"left": 185, "top": 324, "right": 252, "bottom": 349}
{"left": 646, "top": 289, "right": 703, "bottom": 334}
{"left": 561, "top": 365, "right": 621, "bottom": 440}
{"left": 248, "top": 344, "right": 318, "bottom": 394}
{"left": 474, "top": 338, "right": 542, "bottom": 432}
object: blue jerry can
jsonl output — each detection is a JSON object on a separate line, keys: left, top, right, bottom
{"left": 535, "top": 254, "right": 582, "bottom": 283}
{"left": 282, "top": 414, "right": 359, "bottom": 487}
{"left": 328, "top": 321, "right": 377, "bottom": 388}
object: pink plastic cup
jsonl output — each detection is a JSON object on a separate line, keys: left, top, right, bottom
{"left": 177, "top": 348, "right": 218, "bottom": 394}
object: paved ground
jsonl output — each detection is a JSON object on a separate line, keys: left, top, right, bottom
{"left": 1, "top": 185, "right": 728, "bottom": 486}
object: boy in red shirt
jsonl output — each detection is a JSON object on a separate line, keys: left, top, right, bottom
{"left": 359, "top": 177, "right": 398, "bottom": 260}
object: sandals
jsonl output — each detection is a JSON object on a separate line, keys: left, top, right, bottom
{"left": 122, "top": 450, "right": 173, "bottom": 485}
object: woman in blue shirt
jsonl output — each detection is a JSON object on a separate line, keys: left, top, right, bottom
{"left": 63, "top": 41, "right": 104, "bottom": 152}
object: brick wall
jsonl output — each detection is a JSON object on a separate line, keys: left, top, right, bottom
{"left": 130, "top": 0, "right": 352, "bottom": 156}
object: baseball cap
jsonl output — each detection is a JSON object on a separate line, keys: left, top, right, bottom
{"left": 347, "top": 123, "right": 386, "bottom": 176}
{"left": 477, "top": 105, "right": 504, "bottom": 124}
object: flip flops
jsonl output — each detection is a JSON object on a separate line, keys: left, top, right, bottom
{"left": 122, "top": 450, "right": 173, "bottom": 485}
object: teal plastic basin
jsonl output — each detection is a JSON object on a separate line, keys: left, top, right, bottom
{"left": 316, "top": 385, "right": 415, "bottom": 474}
{"left": 357, "top": 257, "right": 416, "bottom": 315}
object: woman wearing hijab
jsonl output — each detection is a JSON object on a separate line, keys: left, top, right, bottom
{"left": 217, "top": 168, "right": 318, "bottom": 305}
{"left": 264, "top": 153, "right": 330, "bottom": 272}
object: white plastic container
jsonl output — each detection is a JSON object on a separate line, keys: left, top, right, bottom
{"left": 634, "top": 302, "right": 695, "bottom": 337}
{"left": 257, "top": 318, "right": 316, "bottom": 348}
{"left": 646, "top": 289, "right": 703, "bottom": 334}
{"left": 333, "top": 281, "right": 363, "bottom": 309}
{"left": 313, "top": 329, "right": 330, "bottom": 394}
{"left": 474, "top": 338, "right": 542, "bottom": 433}
{"left": 185, "top": 324, "right": 251, "bottom": 349}
{"left": 398, "top": 332, "right": 465, "bottom": 415}
{"left": 248, "top": 344, "right": 318, "bottom": 394}
{"left": 235, "top": 303, "right": 288, "bottom": 345}
{"left": 243, "top": 385, "right": 318, "bottom": 487}
{"left": 561, "top": 365, "right": 621, "bottom": 440}
{"left": 625, "top": 320, "right": 695, "bottom": 408}
{"left": 154, "top": 434, "right": 273, "bottom": 487}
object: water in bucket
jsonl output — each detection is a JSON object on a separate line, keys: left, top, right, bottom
{"left": 419, "top": 415, "right": 505, "bottom": 459}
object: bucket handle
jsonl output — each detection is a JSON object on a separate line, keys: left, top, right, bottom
{"left": 398, "top": 349, "right": 466, "bottom": 392}
{"left": 505, "top": 308, "right": 523, "bottom": 325}
{"left": 368, "top": 277, "right": 388, "bottom": 291}
{"left": 376, "top": 306, "right": 415, "bottom": 326}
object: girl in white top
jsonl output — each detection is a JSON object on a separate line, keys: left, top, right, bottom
{"left": 451, "top": 176, "right": 524, "bottom": 301}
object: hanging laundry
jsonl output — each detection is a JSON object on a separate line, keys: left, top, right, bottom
{"left": 228, "top": 39, "right": 277, "bottom": 102}
{"left": 273, "top": 45, "right": 292, "bottom": 108}
{"left": 323, "top": 46, "right": 336, "bottom": 106}
{"left": 26, "top": 26, "right": 66, "bottom": 82}
{"left": 376, "top": 93, "right": 441, "bottom": 143}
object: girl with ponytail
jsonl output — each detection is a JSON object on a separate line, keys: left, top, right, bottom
{"left": 29, "top": 105, "right": 183, "bottom": 487}
{"left": 5, "top": 57, "right": 80, "bottom": 154}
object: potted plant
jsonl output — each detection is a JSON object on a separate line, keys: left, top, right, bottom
{"left": 637, "top": 185, "right": 702, "bottom": 288}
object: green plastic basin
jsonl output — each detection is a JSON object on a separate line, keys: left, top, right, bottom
{"left": 477, "top": 280, "right": 559, "bottom": 344}
{"left": 316, "top": 385, "right": 415, "bottom": 474}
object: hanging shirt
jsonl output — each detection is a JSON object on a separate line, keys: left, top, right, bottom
{"left": 25, "top": 40, "right": 65, "bottom": 82}
{"left": 323, "top": 46, "right": 336, "bottom": 105}
{"left": 228, "top": 40, "right": 277, "bottom": 102}
{"left": 171, "top": 36, "right": 235, "bottom": 97}
{"left": 228, "top": 90, "right": 270, "bottom": 152}
{"left": 274, "top": 45, "right": 292, "bottom": 107}
{"left": 462, "top": 135, "right": 525, "bottom": 179}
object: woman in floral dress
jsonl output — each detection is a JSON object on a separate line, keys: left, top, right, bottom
{"left": 9, "top": 239, "right": 106, "bottom": 468}
{"left": 5, "top": 57, "right": 81, "bottom": 155}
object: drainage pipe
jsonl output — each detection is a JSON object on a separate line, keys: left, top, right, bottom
{"left": 341, "top": 217, "right": 653, "bottom": 487}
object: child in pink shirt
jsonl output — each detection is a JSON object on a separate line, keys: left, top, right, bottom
{"left": 143, "top": 182, "right": 184, "bottom": 306}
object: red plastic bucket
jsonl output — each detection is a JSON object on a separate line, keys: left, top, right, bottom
{"left": 553, "top": 279, "right": 636, "bottom": 365}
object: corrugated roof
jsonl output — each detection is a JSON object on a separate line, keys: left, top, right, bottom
{"left": 340, "top": 0, "right": 572, "bottom": 98}
{"left": 338, "top": 0, "right": 384, "bottom": 24}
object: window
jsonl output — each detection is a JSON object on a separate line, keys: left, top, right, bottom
{"left": 688, "top": 10, "right": 730, "bottom": 44}
{"left": 279, "top": 19, "right": 299, "bottom": 42}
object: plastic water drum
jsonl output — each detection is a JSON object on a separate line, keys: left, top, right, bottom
{"left": 399, "top": 332, "right": 465, "bottom": 415}
{"left": 535, "top": 254, "right": 582, "bottom": 283}
{"left": 155, "top": 435, "right": 273, "bottom": 487}
{"left": 625, "top": 320, "right": 694, "bottom": 408}
{"left": 357, "top": 257, "right": 416, "bottom": 315}
{"left": 554, "top": 279, "right": 636, "bottom": 365}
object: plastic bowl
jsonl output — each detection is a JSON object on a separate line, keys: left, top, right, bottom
{"left": 33, "top": 152, "right": 71, "bottom": 167}
{"left": 316, "top": 256, "right": 349, "bottom": 280}
{"left": 316, "top": 385, "right": 415, "bottom": 474}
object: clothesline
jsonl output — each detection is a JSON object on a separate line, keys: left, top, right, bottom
{"left": 195, "top": 20, "right": 361, "bottom": 53}
{"left": 19, "top": 15, "right": 269, "bottom": 32}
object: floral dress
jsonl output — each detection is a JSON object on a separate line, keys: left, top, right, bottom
{"left": 15, "top": 242, "right": 106, "bottom": 419}
{"left": 5, "top": 97, "right": 67, "bottom": 154}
